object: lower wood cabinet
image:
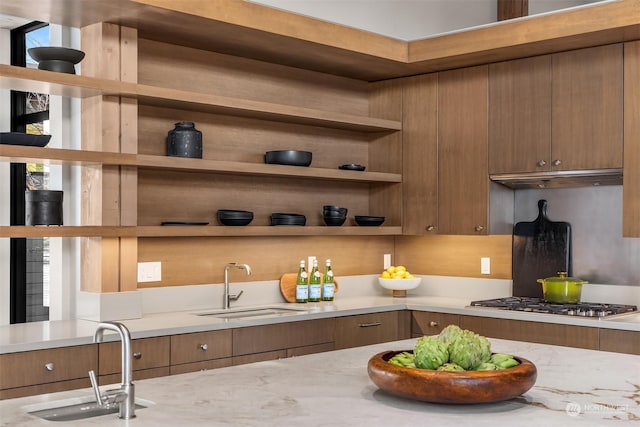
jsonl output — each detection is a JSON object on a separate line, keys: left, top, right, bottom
{"left": 599, "top": 329, "right": 640, "bottom": 355}
{"left": 0, "top": 344, "right": 97, "bottom": 400}
{"left": 334, "top": 311, "right": 410, "bottom": 350}
{"left": 411, "top": 311, "right": 461, "bottom": 337}
{"left": 170, "top": 329, "right": 233, "bottom": 375}
{"left": 459, "top": 315, "right": 599, "bottom": 350}
{"left": 98, "top": 336, "right": 171, "bottom": 384}
{"left": 232, "top": 318, "right": 335, "bottom": 364}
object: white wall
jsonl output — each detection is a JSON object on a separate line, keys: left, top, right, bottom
{"left": 0, "top": 28, "right": 11, "bottom": 325}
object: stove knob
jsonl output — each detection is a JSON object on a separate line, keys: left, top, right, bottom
{"left": 567, "top": 309, "right": 576, "bottom": 316}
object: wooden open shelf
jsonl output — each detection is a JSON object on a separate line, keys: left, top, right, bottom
{"left": 137, "top": 226, "right": 402, "bottom": 237}
{"left": 0, "top": 65, "right": 401, "bottom": 133}
{"left": 0, "top": 145, "right": 136, "bottom": 166}
{"left": 0, "top": 226, "right": 137, "bottom": 238}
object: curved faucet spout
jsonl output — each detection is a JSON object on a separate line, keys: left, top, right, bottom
{"left": 93, "top": 321, "right": 133, "bottom": 386}
{"left": 223, "top": 263, "right": 251, "bottom": 309}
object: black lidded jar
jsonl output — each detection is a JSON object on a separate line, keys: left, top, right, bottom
{"left": 166, "top": 122, "right": 202, "bottom": 159}
{"left": 25, "top": 190, "right": 63, "bottom": 226}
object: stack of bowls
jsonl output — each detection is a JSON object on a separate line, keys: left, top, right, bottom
{"left": 271, "top": 213, "right": 306, "bottom": 226}
{"left": 217, "top": 209, "right": 254, "bottom": 226}
{"left": 323, "top": 205, "right": 348, "bottom": 226}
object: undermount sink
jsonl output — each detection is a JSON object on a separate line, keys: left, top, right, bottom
{"left": 24, "top": 395, "right": 154, "bottom": 422}
{"left": 194, "top": 306, "right": 306, "bottom": 319}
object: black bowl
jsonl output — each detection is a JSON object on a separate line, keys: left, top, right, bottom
{"left": 323, "top": 216, "right": 346, "bottom": 226}
{"left": 323, "top": 205, "right": 348, "bottom": 216}
{"left": 219, "top": 217, "right": 253, "bottom": 226}
{"left": 28, "top": 47, "right": 85, "bottom": 74}
{"left": 271, "top": 213, "right": 306, "bottom": 226}
{"left": 0, "top": 132, "right": 51, "bottom": 147}
{"left": 323, "top": 210, "right": 347, "bottom": 218}
{"left": 265, "top": 150, "right": 312, "bottom": 167}
{"left": 355, "top": 215, "right": 385, "bottom": 226}
{"left": 339, "top": 164, "right": 366, "bottom": 171}
{"left": 217, "top": 210, "right": 253, "bottom": 226}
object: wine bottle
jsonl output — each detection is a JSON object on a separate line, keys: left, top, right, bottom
{"left": 322, "top": 259, "right": 335, "bottom": 301}
{"left": 308, "top": 259, "right": 321, "bottom": 302}
{"left": 295, "top": 260, "right": 308, "bottom": 303}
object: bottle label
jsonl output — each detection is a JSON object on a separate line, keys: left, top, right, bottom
{"left": 296, "top": 285, "right": 308, "bottom": 301}
{"left": 322, "top": 283, "right": 335, "bottom": 299}
{"left": 309, "top": 284, "right": 321, "bottom": 300}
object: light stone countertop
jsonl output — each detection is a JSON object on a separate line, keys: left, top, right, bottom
{"left": 2, "top": 337, "right": 639, "bottom": 426}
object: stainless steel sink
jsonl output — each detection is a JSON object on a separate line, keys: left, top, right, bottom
{"left": 25, "top": 396, "right": 154, "bottom": 422}
{"left": 194, "top": 306, "right": 306, "bottom": 319}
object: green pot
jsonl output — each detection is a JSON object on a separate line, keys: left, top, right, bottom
{"left": 537, "top": 272, "right": 588, "bottom": 304}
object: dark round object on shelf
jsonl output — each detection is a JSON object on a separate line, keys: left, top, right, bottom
{"left": 25, "top": 190, "right": 63, "bottom": 226}
{"left": 0, "top": 132, "right": 51, "bottom": 147}
{"left": 167, "top": 122, "right": 203, "bottom": 159}
{"left": 264, "top": 150, "right": 312, "bottom": 167}
{"left": 323, "top": 207, "right": 348, "bottom": 217}
{"left": 217, "top": 210, "right": 254, "bottom": 226}
{"left": 355, "top": 215, "right": 385, "bottom": 226}
{"left": 339, "top": 164, "right": 366, "bottom": 171}
{"left": 28, "top": 47, "right": 85, "bottom": 74}
{"left": 323, "top": 216, "right": 346, "bottom": 226}
{"left": 271, "top": 213, "right": 306, "bottom": 226}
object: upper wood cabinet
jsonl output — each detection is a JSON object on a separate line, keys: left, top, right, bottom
{"left": 623, "top": 41, "right": 640, "bottom": 237}
{"left": 437, "top": 66, "right": 491, "bottom": 235}
{"left": 489, "top": 44, "right": 623, "bottom": 175}
{"left": 401, "top": 74, "right": 438, "bottom": 235}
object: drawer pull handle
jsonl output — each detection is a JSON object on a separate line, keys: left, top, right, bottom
{"left": 358, "top": 322, "right": 381, "bottom": 328}
{"left": 133, "top": 352, "right": 142, "bottom": 360}
{"left": 429, "top": 321, "right": 439, "bottom": 327}
{"left": 199, "top": 343, "right": 208, "bottom": 351}
{"left": 44, "top": 362, "right": 55, "bottom": 371}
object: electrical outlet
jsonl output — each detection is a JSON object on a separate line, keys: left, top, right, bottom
{"left": 481, "top": 257, "right": 491, "bottom": 275}
{"left": 138, "top": 262, "right": 162, "bottom": 282}
{"left": 383, "top": 254, "right": 392, "bottom": 269}
{"left": 308, "top": 256, "right": 316, "bottom": 269}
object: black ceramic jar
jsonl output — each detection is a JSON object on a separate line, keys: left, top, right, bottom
{"left": 166, "top": 122, "right": 202, "bottom": 158}
{"left": 25, "top": 190, "right": 63, "bottom": 226}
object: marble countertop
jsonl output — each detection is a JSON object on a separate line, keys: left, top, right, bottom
{"left": 2, "top": 337, "right": 639, "bottom": 426}
{"left": 2, "top": 292, "right": 640, "bottom": 354}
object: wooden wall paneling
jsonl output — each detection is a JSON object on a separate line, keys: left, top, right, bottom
{"left": 400, "top": 74, "right": 438, "bottom": 235}
{"left": 623, "top": 41, "right": 640, "bottom": 237}
{"left": 137, "top": 235, "right": 394, "bottom": 287}
{"left": 368, "top": 79, "right": 403, "bottom": 224}
{"left": 551, "top": 44, "right": 623, "bottom": 171}
{"left": 497, "top": 0, "right": 528, "bottom": 21}
{"left": 395, "top": 235, "right": 512, "bottom": 279}
{"left": 137, "top": 38, "right": 370, "bottom": 116}
{"left": 136, "top": 105, "right": 370, "bottom": 167}
{"left": 599, "top": 329, "right": 640, "bottom": 355}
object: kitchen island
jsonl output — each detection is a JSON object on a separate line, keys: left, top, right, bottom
{"left": 1, "top": 337, "right": 638, "bottom": 426}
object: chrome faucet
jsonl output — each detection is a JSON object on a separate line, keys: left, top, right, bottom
{"left": 88, "top": 321, "right": 136, "bottom": 419}
{"left": 224, "top": 262, "right": 251, "bottom": 309}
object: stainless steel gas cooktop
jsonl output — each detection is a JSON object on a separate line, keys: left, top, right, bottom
{"left": 469, "top": 297, "right": 637, "bottom": 318}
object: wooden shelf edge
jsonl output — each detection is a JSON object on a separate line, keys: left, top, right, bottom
{"left": 0, "top": 145, "right": 136, "bottom": 166}
{"left": 0, "top": 226, "right": 137, "bottom": 238}
{"left": 136, "top": 226, "right": 402, "bottom": 237}
{"left": 136, "top": 155, "right": 402, "bottom": 183}
{"left": 0, "top": 65, "right": 401, "bottom": 133}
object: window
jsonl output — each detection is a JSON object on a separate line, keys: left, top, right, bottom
{"left": 10, "top": 21, "right": 50, "bottom": 324}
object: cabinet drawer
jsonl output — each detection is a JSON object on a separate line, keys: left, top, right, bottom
{"left": 99, "top": 336, "right": 170, "bottom": 375}
{"left": 233, "top": 318, "right": 334, "bottom": 356}
{"left": 334, "top": 311, "right": 401, "bottom": 350}
{"left": 170, "top": 357, "right": 233, "bottom": 375}
{"left": 411, "top": 311, "right": 460, "bottom": 337}
{"left": 171, "top": 330, "right": 232, "bottom": 365}
{"left": 0, "top": 345, "right": 97, "bottom": 390}
{"left": 599, "top": 329, "right": 640, "bottom": 355}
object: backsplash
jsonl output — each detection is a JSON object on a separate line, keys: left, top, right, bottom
{"left": 515, "top": 185, "right": 639, "bottom": 286}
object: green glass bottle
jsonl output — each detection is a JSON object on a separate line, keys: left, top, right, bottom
{"left": 295, "top": 260, "right": 308, "bottom": 303}
{"left": 322, "top": 259, "right": 335, "bottom": 301}
{"left": 308, "top": 259, "right": 321, "bottom": 302}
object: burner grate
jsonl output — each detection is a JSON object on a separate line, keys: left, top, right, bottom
{"left": 469, "top": 297, "right": 637, "bottom": 317}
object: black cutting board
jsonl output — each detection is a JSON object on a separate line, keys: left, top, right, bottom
{"left": 512, "top": 200, "right": 571, "bottom": 298}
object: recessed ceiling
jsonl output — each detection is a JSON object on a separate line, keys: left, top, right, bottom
{"left": 0, "top": 13, "right": 30, "bottom": 30}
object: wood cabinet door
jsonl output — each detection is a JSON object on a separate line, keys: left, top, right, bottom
{"left": 551, "top": 44, "right": 623, "bottom": 171}
{"left": 402, "top": 73, "right": 438, "bottom": 235}
{"left": 437, "top": 65, "right": 489, "bottom": 235}
{"left": 334, "top": 311, "right": 403, "bottom": 350}
{"left": 99, "top": 336, "right": 170, "bottom": 376}
{"left": 411, "top": 311, "right": 460, "bottom": 337}
{"left": 489, "top": 55, "right": 552, "bottom": 174}
{"left": 170, "top": 330, "right": 232, "bottom": 365}
{"left": 623, "top": 41, "right": 640, "bottom": 237}
{"left": 599, "top": 329, "right": 640, "bottom": 355}
{"left": 0, "top": 345, "right": 97, "bottom": 390}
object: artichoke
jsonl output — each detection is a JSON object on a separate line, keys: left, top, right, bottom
{"left": 490, "top": 353, "right": 520, "bottom": 369}
{"left": 414, "top": 336, "right": 449, "bottom": 370}
{"left": 447, "top": 330, "right": 487, "bottom": 370}
{"left": 437, "top": 362, "right": 465, "bottom": 372}
{"left": 438, "top": 324, "right": 463, "bottom": 345}
{"left": 474, "top": 362, "right": 498, "bottom": 371}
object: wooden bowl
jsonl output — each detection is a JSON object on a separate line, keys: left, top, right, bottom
{"left": 367, "top": 350, "right": 537, "bottom": 404}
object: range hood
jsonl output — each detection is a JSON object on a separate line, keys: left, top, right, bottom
{"left": 490, "top": 168, "right": 623, "bottom": 189}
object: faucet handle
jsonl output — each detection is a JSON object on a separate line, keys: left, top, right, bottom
{"left": 88, "top": 370, "right": 104, "bottom": 406}
{"left": 229, "top": 290, "right": 244, "bottom": 301}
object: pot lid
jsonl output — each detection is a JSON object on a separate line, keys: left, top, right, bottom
{"left": 538, "top": 271, "right": 588, "bottom": 284}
